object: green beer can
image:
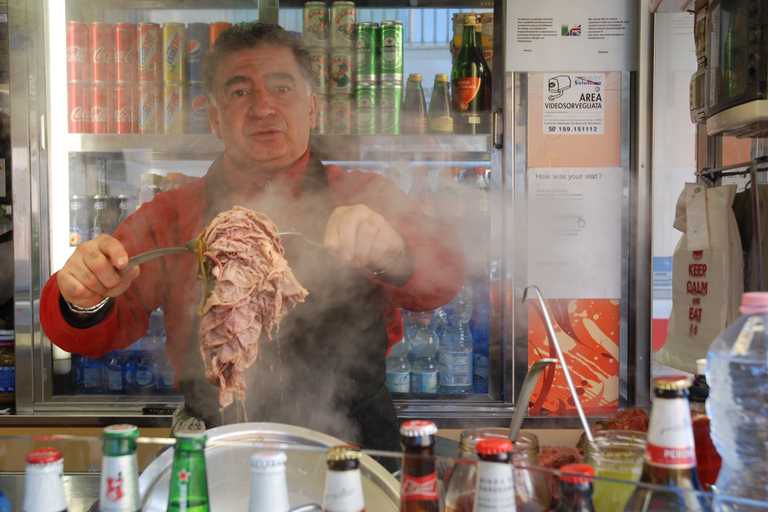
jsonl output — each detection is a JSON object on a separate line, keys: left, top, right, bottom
{"left": 379, "top": 20, "right": 404, "bottom": 83}
{"left": 356, "top": 81, "right": 377, "bottom": 134}
{"left": 379, "top": 81, "right": 402, "bottom": 134}
{"left": 355, "top": 22, "right": 379, "bottom": 82}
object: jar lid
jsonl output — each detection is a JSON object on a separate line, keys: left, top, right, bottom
{"left": 653, "top": 375, "right": 692, "bottom": 391}
{"left": 558, "top": 463, "right": 595, "bottom": 484}
{"left": 26, "top": 448, "right": 63, "bottom": 465}
{"left": 103, "top": 424, "right": 139, "bottom": 439}
{"left": 476, "top": 438, "right": 513, "bottom": 455}
{"left": 250, "top": 451, "right": 287, "bottom": 468}
{"left": 325, "top": 444, "right": 360, "bottom": 462}
{"left": 400, "top": 420, "right": 437, "bottom": 437}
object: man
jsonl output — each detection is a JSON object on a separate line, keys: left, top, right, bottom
{"left": 40, "top": 22, "right": 465, "bottom": 452}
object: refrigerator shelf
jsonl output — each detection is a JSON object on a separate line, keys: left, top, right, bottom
{"left": 64, "top": 0, "right": 495, "bottom": 11}
{"left": 66, "top": 133, "right": 492, "bottom": 162}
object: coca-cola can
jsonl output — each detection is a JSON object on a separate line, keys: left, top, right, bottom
{"left": 67, "top": 81, "right": 90, "bottom": 133}
{"left": 138, "top": 22, "right": 161, "bottom": 83}
{"left": 66, "top": 22, "right": 89, "bottom": 81}
{"left": 89, "top": 22, "right": 114, "bottom": 83}
{"left": 115, "top": 82, "right": 138, "bottom": 134}
{"left": 114, "top": 23, "right": 137, "bottom": 83}
{"left": 138, "top": 82, "right": 161, "bottom": 134}
{"left": 90, "top": 82, "right": 114, "bottom": 133}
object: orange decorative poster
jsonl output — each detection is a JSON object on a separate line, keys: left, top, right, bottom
{"left": 528, "top": 298, "right": 620, "bottom": 413}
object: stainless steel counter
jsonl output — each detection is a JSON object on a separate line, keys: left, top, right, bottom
{"left": 0, "top": 472, "right": 100, "bottom": 512}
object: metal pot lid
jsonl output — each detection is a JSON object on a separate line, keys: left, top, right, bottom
{"left": 138, "top": 422, "right": 400, "bottom": 512}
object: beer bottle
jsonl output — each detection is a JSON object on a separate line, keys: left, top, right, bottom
{"left": 400, "top": 420, "right": 439, "bottom": 512}
{"left": 167, "top": 430, "right": 210, "bottom": 512}
{"left": 553, "top": 464, "right": 596, "bottom": 512}
{"left": 402, "top": 73, "right": 427, "bottom": 134}
{"left": 322, "top": 445, "right": 365, "bottom": 512}
{"left": 248, "top": 451, "right": 290, "bottom": 512}
{"left": 623, "top": 376, "right": 712, "bottom": 511}
{"left": 99, "top": 424, "right": 140, "bottom": 512}
{"left": 428, "top": 74, "right": 454, "bottom": 134}
{"left": 23, "top": 448, "right": 68, "bottom": 512}
{"left": 473, "top": 438, "right": 515, "bottom": 512}
{"left": 451, "top": 16, "right": 490, "bottom": 134}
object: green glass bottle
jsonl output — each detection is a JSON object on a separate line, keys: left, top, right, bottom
{"left": 167, "top": 430, "right": 211, "bottom": 512}
{"left": 450, "top": 17, "right": 490, "bottom": 134}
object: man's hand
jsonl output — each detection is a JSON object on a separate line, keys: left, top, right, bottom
{"left": 324, "top": 205, "right": 409, "bottom": 274}
{"left": 57, "top": 234, "right": 140, "bottom": 308}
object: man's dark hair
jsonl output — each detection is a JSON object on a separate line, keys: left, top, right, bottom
{"left": 202, "top": 21, "right": 314, "bottom": 105}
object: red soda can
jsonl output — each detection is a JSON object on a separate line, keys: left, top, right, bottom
{"left": 163, "top": 82, "right": 185, "bottom": 134}
{"left": 115, "top": 82, "right": 138, "bottom": 134}
{"left": 66, "top": 22, "right": 88, "bottom": 81}
{"left": 163, "top": 23, "right": 186, "bottom": 83}
{"left": 89, "top": 22, "right": 114, "bottom": 83}
{"left": 114, "top": 23, "right": 137, "bottom": 83}
{"left": 138, "top": 22, "right": 162, "bottom": 83}
{"left": 209, "top": 22, "right": 232, "bottom": 48}
{"left": 67, "top": 81, "right": 90, "bottom": 133}
{"left": 138, "top": 82, "right": 161, "bottom": 134}
{"left": 90, "top": 82, "right": 114, "bottom": 133}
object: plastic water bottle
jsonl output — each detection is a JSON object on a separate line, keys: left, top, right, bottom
{"left": 706, "top": 291, "right": 768, "bottom": 508}
{"left": 438, "top": 283, "right": 474, "bottom": 393}
{"left": 471, "top": 280, "right": 490, "bottom": 394}
{"left": 386, "top": 335, "right": 412, "bottom": 393}
{"left": 410, "top": 313, "right": 439, "bottom": 393}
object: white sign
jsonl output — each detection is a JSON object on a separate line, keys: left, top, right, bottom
{"left": 527, "top": 167, "right": 623, "bottom": 298}
{"left": 506, "top": 0, "right": 637, "bottom": 72}
{"left": 542, "top": 73, "right": 605, "bottom": 135}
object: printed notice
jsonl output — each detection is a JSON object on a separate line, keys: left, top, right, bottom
{"left": 527, "top": 167, "right": 622, "bottom": 298}
{"left": 543, "top": 73, "right": 605, "bottom": 135}
{"left": 506, "top": 0, "right": 636, "bottom": 72}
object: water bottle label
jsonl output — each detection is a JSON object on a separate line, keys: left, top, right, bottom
{"left": 0, "top": 367, "right": 14, "bottom": 392}
{"left": 438, "top": 351, "right": 472, "bottom": 386}
{"left": 411, "top": 370, "right": 438, "bottom": 393}
{"left": 108, "top": 369, "right": 122, "bottom": 391}
{"left": 84, "top": 367, "right": 101, "bottom": 388}
{"left": 136, "top": 369, "right": 154, "bottom": 387}
{"left": 473, "top": 354, "right": 489, "bottom": 389}
{"left": 124, "top": 368, "right": 136, "bottom": 386}
{"left": 386, "top": 370, "right": 410, "bottom": 393}
{"left": 161, "top": 369, "right": 174, "bottom": 387}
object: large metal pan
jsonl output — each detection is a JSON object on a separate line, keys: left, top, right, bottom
{"left": 138, "top": 422, "right": 400, "bottom": 511}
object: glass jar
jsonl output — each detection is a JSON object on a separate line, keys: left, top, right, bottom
{"left": 581, "top": 430, "right": 646, "bottom": 512}
{"left": 444, "top": 427, "right": 550, "bottom": 512}
{"left": 0, "top": 330, "right": 14, "bottom": 406}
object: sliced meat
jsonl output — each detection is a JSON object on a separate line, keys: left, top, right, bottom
{"left": 198, "top": 206, "right": 308, "bottom": 408}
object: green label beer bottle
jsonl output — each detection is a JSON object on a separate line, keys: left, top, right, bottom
{"left": 167, "top": 430, "right": 210, "bottom": 512}
{"left": 99, "top": 424, "right": 140, "bottom": 512}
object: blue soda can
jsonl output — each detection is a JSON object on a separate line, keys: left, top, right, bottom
{"left": 188, "top": 82, "right": 210, "bottom": 133}
{"left": 186, "top": 22, "right": 209, "bottom": 83}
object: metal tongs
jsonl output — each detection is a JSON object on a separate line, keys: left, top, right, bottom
{"left": 519, "top": 285, "right": 594, "bottom": 443}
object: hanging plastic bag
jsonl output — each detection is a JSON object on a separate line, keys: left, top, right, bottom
{"left": 656, "top": 183, "right": 743, "bottom": 374}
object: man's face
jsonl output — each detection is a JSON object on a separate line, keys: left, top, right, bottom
{"left": 208, "top": 45, "right": 317, "bottom": 177}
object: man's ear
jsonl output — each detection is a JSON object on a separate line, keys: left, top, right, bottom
{"left": 208, "top": 102, "right": 222, "bottom": 139}
{"left": 308, "top": 92, "right": 318, "bottom": 131}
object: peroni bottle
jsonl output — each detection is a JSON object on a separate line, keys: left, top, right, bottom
{"left": 553, "top": 464, "right": 596, "bottom": 512}
{"left": 428, "top": 74, "right": 454, "bottom": 134}
{"left": 99, "top": 424, "right": 140, "bottom": 512}
{"left": 323, "top": 445, "right": 365, "bottom": 512}
{"left": 403, "top": 73, "right": 428, "bottom": 134}
{"left": 23, "top": 448, "right": 69, "bottom": 512}
{"left": 167, "top": 430, "right": 210, "bottom": 512}
{"left": 451, "top": 17, "right": 490, "bottom": 134}
{"left": 622, "top": 376, "right": 712, "bottom": 512}
{"left": 473, "top": 438, "right": 516, "bottom": 512}
{"left": 400, "top": 420, "right": 440, "bottom": 512}
{"left": 248, "top": 451, "right": 290, "bottom": 512}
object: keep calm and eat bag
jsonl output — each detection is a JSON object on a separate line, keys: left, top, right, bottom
{"left": 656, "top": 183, "right": 743, "bottom": 374}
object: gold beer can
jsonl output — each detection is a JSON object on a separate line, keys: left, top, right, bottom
{"left": 303, "top": 1, "right": 330, "bottom": 48}
{"left": 329, "top": 94, "right": 352, "bottom": 134}
{"left": 331, "top": 1, "right": 357, "bottom": 48}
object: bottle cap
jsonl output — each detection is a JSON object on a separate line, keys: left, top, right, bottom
{"left": 435, "top": 73, "right": 449, "bottom": 82}
{"left": 740, "top": 291, "right": 768, "bottom": 315}
{"left": 400, "top": 420, "right": 438, "bottom": 437}
{"left": 26, "top": 448, "right": 64, "bottom": 465}
{"left": 558, "top": 463, "right": 595, "bottom": 484}
{"left": 250, "top": 450, "right": 287, "bottom": 468}
{"left": 696, "top": 358, "right": 707, "bottom": 376}
{"left": 103, "top": 424, "right": 140, "bottom": 439}
{"left": 653, "top": 375, "right": 692, "bottom": 391}
{"left": 408, "top": 73, "right": 422, "bottom": 81}
{"left": 325, "top": 444, "right": 361, "bottom": 462}
{"left": 476, "top": 437, "right": 513, "bottom": 455}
